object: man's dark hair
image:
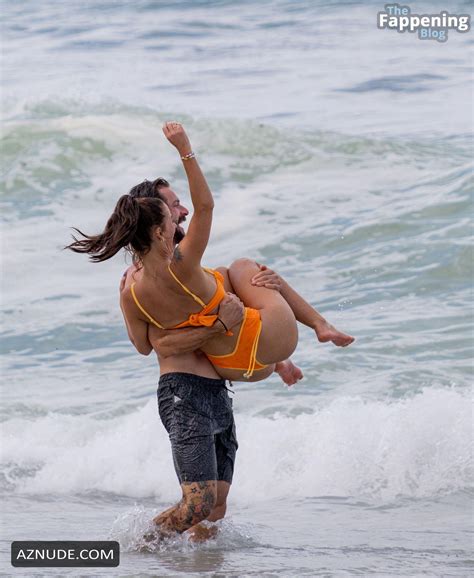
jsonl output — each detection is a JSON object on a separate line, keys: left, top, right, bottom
{"left": 128, "top": 178, "right": 169, "bottom": 200}
{"left": 128, "top": 177, "right": 185, "bottom": 244}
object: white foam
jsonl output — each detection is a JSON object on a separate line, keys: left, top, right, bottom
{"left": 2, "top": 387, "right": 471, "bottom": 503}
{"left": 109, "top": 506, "right": 256, "bottom": 553}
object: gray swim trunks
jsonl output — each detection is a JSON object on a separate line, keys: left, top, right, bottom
{"left": 157, "top": 372, "right": 238, "bottom": 484}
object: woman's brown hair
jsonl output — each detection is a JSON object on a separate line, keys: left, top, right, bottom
{"left": 66, "top": 194, "right": 167, "bottom": 262}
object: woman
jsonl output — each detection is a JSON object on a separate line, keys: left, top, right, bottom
{"left": 67, "top": 122, "right": 353, "bottom": 383}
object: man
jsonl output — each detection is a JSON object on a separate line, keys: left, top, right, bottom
{"left": 120, "top": 177, "right": 351, "bottom": 542}
{"left": 120, "top": 178, "right": 250, "bottom": 543}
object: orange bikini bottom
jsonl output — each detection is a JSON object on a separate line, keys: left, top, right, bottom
{"left": 206, "top": 307, "right": 268, "bottom": 378}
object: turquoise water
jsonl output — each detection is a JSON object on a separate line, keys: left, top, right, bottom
{"left": 1, "top": 1, "right": 473, "bottom": 575}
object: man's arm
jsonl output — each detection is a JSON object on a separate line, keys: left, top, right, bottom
{"left": 151, "top": 324, "right": 225, "bottom": 358}
{"left": 118, "top": 265, "right": 220, "bottom": 357}
{"left": 151, "top": 293, "right": 244, "bottom": 357}
{"left": 118, "top": 265, "right": 273, "bottom": 357}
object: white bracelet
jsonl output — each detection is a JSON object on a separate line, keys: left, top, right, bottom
{"left": 181, "top": 151, "right": 195, "bottom": 161}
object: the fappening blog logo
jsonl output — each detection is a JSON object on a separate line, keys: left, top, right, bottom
{"left": 377, "top": 4, "right": 470, "bottom": 42}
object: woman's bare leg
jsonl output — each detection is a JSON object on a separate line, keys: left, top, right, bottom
{"left": 214, "top": 267, "right": 234, "bottom": 292}
{"left": 227, "top": 259, "right": 298, "bottom": 365}
{"left": 251, "top": 268, "right": 354, "bottom": 347}
{"left": 216, "top": 265, "right": 302, "bottom": 385}
{"left": 277, "top": 279, "right": 354, "bottom": 347}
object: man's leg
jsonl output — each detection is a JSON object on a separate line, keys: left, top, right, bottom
{"left": 154, "top": 374, "right": 222, "bottom": 536}
{"left": 184, "top": 481, "right": 230, "bottom": 542}
{"left": 184, "top": 384, "right": 237, "bottom": 542}
{"left": 206, "top": 480, "right": 230, "bottom": 521}
{"left": 152, "top": 503, "right": 179, "bottom": 527}
{"left": 154, "top": 412, "right": 234, "bottom": 540}
{"left": 156, "top": 480, "right": 217, "bottom": 534}
{"left": 153, "top": 373, "right": 238, "bottom": 540}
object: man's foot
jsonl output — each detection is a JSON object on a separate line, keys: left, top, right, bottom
{"left": 186, "top": 524, "right": 218, "bottom": 543}
{"left": 143, "top": 526, "right": 174, "bottom": 544}
{"left": 143, "top": 516, "right": 177, "bottom": 545}
{"left": 152, "top": 511, "right": 172, "bottom": 526}
{"left": 275, "top": 360, "right": 304, "bottom": 386}
{"left": 315, "top": 321, "right": 354, "bottom": 347}
{"left": 142, "top": 531, "right": 163, "bottom": 544}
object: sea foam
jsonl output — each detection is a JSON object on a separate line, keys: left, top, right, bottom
{"left": 2, "top": 386, "right": 471, "bottom": 504}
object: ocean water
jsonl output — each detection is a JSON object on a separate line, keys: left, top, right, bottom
{"left": 1, "top": 0, "right": 473, "bottom": 576}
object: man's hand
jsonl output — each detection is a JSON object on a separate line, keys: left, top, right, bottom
{"left": 150, "top": 294, "right": 244, "bottom": 358}
{"left": 163, "top": 121, "right": 192, "bottom": 156}
{"left": 250, "top": 264, "right": 282, "bottom": 291}
{"left": 119, "top": 270, "right": 129, "bottom": 293}
{"left": 119, "top": 264, "right": 138, "bottom": 293}
{"left": 218, "top": 293, "right": 244, "bottom": 331}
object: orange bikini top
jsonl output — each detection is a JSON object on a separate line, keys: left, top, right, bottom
{"left": 130, "top": 266, "right": 232, "bottom": 334}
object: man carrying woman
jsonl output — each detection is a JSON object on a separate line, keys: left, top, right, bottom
{"left": 67, "top": 122, "right": 354, "bottom": 541}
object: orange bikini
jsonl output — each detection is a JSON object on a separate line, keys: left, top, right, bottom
{"left": 130, "top": 267, "right": 268, "bottom": 378}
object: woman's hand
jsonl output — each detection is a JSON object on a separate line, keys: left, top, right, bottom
{"left": 163, "top": 121, "right": 192, "bottom": 156}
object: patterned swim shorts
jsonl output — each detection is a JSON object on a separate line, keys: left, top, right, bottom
{"left": 157, "top": 372, "right": 238, "bottom": 484}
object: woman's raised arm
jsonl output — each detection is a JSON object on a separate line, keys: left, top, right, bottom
{"left": 162, "top": 122, "right": 214, "bottom": 266}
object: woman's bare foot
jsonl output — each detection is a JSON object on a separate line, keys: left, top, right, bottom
{"left": 315, "top": 321, "right": 354, "bottom": 347}
{"left": 275, "top": 359, "right": 304, "bottom": 386}
{"left": 186, "top": 524, "right": 218, "bottom": 543}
